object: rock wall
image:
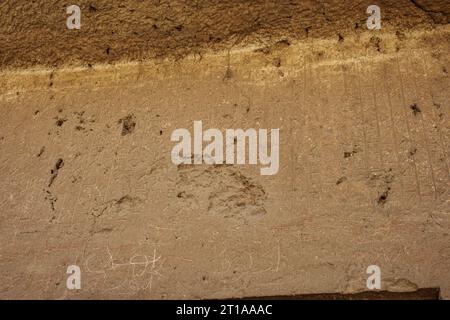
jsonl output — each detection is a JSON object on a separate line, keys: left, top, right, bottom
{"left": 0, "top": 1, "right": 449, "bottom": 299}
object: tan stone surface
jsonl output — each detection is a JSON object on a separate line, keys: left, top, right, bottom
{"left": 0, "top": 1, "right": 449, "bottom": 300}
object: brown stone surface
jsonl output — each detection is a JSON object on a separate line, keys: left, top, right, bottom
{"left": 1, "top": 0, "right": 449, "bottom": 69}
{"left": 0, "top": 1, "right": 449, "bottom": 300}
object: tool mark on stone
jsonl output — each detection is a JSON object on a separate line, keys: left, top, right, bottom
{"left": 344, "top": 146, "right": 360, "bottom": 159}
{"left": 118, "top": 114, "right": 136, "bottom": 136}
{"left": 55, "top": 117, "right": 67, "bottom": 127}
{"left": 377, "top": 189, "right": 390, "bottom": 205}
{"left": 89, "top": 195, "right": 142, "bottom": 218}
{"left": 37, "top": 146, "right": 45, "bottom": 157}
{"left": 48, "top": 158, "right": 64, "bottom": 187}
{"left": 44, "top": 189, "right": 57, "bottom": 211}
{"left": 410, "top": 103, "right": 421, "bottom": 115}
{"left": 370, "top": 168, "right": 395, "bottom": 206}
